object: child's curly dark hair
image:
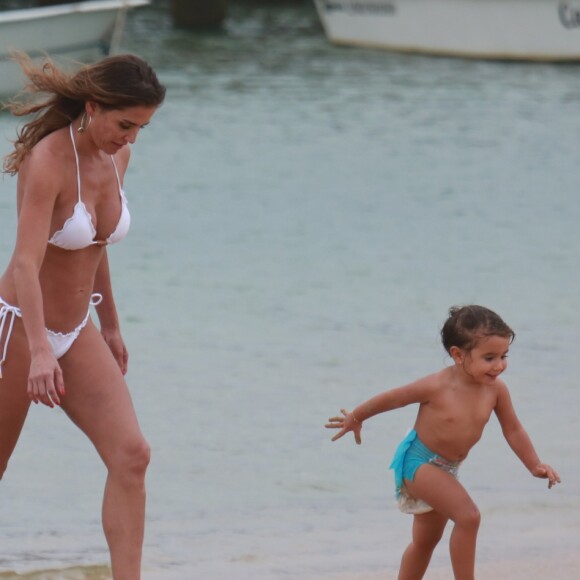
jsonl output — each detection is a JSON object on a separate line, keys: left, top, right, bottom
{"left": 441, "top": 305, "right": 515, "bottom": 354}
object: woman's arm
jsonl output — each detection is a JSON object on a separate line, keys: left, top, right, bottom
{"left": 494, "top": 383, "right": 560, "bottom": 488}
{"left": 92, "top": 147, "right": 131, "bottom": 373}
{"left": 12, "top": 149, "right": 64, "bottom": 406}
{"left": 93, "top": 249, "right": 128, "bottom": 374}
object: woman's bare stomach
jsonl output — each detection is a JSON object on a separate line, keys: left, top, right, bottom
{"left": 0, "top": 247, "right": 103, "bottom": 332}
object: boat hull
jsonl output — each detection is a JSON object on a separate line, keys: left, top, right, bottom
{"left": 313, "top": 0, "right": 580, "bottom": 61}
{"left": 0, "top": 0, "right": 149, "bottom": 97}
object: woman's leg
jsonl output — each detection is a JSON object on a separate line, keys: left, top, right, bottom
{"left": 59, "top": 321, "right": 150, "bottom": 580}
{"left": 398, "top": 510, "right": 448, "bottom": 580}
{"left": 0, "top": 322, "right": 32, "bottom": 480}
{"left": 404, "top": 465, "right": 480, "bottom": 580}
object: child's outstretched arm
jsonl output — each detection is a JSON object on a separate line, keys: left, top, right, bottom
{"left": 325, "top": 377, "right": 434, "bottom": 444}
{"left": 494, "top": 382, "right": 561, "bottom": 489}
{"left": 326, "top": 409, "right": 363, "bottom": 444}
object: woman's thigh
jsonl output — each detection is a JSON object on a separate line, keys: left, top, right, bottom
{"left": 58, "top": 320, "right": 147, "bottom": 467}
{"left": 0, "top": 322, "right": 31, "bottom": 475}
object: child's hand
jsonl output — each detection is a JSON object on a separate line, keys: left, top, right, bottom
{"left": 325, "top": 408, "right": 362, "bottom": 444}
{"left": 531, "top": 463, "right": 561, "bottom": 489}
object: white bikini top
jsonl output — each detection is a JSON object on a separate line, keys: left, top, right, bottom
{"left": 48, "top": 125, "right": 131, "bottom": 251}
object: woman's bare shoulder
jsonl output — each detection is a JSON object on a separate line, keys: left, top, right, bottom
{"left": 19, "top": 129, "right": 71, "bottom": 196}
{"left": 37, "top": 126, "right": 71, "bottom": 155}
{"left": 24, "top": 128, "right": 71, "bottom": 170}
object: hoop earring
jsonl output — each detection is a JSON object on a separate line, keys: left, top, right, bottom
{"left": 77, "top": 112, "right": 92, "bottom": 134}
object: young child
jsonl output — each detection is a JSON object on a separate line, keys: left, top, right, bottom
{"left": 326, "top": 305, "right": 560, "bottom": 580}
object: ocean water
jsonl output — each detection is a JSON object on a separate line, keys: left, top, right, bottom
{"left": 1, "top": 2, "right": 579, "bottom": 578}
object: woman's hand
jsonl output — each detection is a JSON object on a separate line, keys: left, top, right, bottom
{"left": 325, "top": 408, "right": 363, "bottom": 444}
{"left": 101, "top": 329, "right": 128, "bottom": 375}
{"left": 28, "top": 349, "right": 64, "bottom": 408}
{"left": 531, "top": 463, "right": 561, "bottom": 489}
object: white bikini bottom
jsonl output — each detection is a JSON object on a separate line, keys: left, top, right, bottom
{"left": 0, "top": 293, "right": 102, "bottom": 378}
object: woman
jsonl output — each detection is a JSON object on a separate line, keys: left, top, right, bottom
{"left": 0, "top": 52, "right": 165, "bottom": 578}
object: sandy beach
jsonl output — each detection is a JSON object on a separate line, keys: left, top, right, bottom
{"left": 1, "top": 552, "right": 578, "bottom": 580}
{"left": 0, "top": 565, "right": 111, "bottom": 580}
{"left": 325, "top": 550, "right": 580, "bottom": 579}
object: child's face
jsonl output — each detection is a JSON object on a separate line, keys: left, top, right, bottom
{"left": 460, "top": 335, "right": 510, "bottom": 384}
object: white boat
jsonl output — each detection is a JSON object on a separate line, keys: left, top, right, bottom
{"left": 0, "top": 0, "right": 150, "bottom": 97}
{"left": 313, "top": 0, "right": 580, "bottom": 61}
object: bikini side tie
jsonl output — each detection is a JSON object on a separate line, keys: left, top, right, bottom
{"left": 0, "top": 294, "right": 101, "bottom": 377}
{"left": 0, "top": 301, "right": 22, "bottom": 379}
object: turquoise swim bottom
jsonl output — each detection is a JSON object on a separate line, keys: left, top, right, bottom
{"left": 389, "top": 429, "right": 461, "bottom": 514}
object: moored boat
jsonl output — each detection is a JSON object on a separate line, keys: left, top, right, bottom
{"left": 313, "top": 0, "right": 580, "bottom": 61}
{"left": 0, "top": 0, "right": 150, "bottom": 97}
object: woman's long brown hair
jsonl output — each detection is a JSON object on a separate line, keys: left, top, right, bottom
{"left": 2, "top": 51, "right": 166, "bottom": 175}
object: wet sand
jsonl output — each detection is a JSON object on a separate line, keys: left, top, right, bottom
{"left": 325, "top": 549, "right": 580, "bottom": 579}
{"left": 0, "top": 565, "right": 111, "bottom": 580}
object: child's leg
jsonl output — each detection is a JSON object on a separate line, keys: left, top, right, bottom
{"left": 404, "top": 464, "right": 480, "bottom": 580}
{"left": 398, "top": 510, "right": 448, "bottom": 580}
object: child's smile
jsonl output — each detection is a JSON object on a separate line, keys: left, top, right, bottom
{"left": 462, "top": 335, "right": 510, "bottom": 384}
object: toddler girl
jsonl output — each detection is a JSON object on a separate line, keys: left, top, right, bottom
{"left": 326, "top": 305, "right": 560, "bottom": 580}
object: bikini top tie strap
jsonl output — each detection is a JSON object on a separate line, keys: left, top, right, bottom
{"left": 69, "top": 124, "right": 82, "bottom": 203}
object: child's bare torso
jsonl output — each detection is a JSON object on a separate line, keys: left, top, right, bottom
{"left": 414, "top": 368, "right": 501, "bottom": 462}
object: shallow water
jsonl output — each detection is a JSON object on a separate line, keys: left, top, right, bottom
{"left": 1, "top": 2, "right": 579, "bottom": 578}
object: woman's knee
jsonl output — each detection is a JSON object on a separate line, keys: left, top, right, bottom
{"left": 108, "top": 437, "right": 151, "bottom": 481}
